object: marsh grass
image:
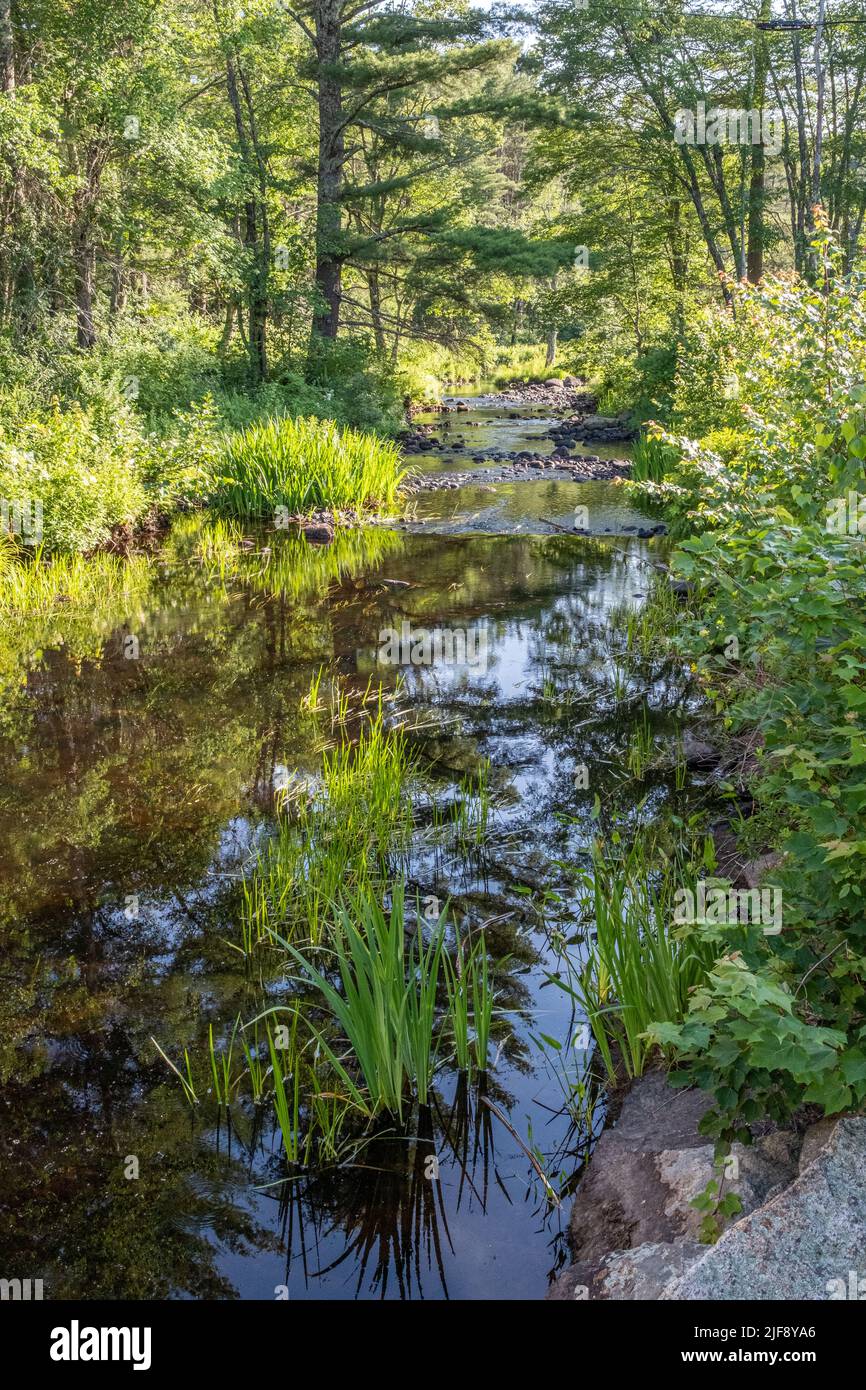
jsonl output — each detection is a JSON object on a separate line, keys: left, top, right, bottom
{"left": 626, "top": 709, "right": 655, "bottom": 779}
{"left": 151, "top": 1037, "right": 199, "bottom": 1106}
{"left": 208, "top": 1017, "right": 240, "bottom": 1108}
{"left": 270, "top": 883, "right": 446, "bottom": 1121}
{"left": 443, "top": 930, "right": 495, "bottom": 1073}
{"left": 212, "top": 415, "right": 405, "bottom": 518}
{"left": 187, "top": 513, "right": 404, "bottom": 603}
{"left": 267, "top": 1016, "right": 303, "bottom": 1162}
{"left": 243, "top": 685, "right": 416, "bottom": 947}
{"left": 451, "top": 760, "right": 492, "bottom": 851}
{"left": 557, "top": 839, "right": 716, "bottom": 1079}
{"left": 630, "top": 432, "right": 678, "bottom": 483}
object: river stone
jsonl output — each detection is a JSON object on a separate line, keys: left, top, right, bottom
{"left": 661, "top": 1118, "right": 866, "bottom": 1300}
{"left": 549, "top": 1070, "right": 799, "bottom": 1300}
{"left": 798, "top": 1117, "right": 840, "bottom": 1174}
{"left": 549, "top": 1242, "right": 708, "bottom": 1301}
{"left": 741, "top": 851, "right": 785, "bottom": 888}
{"left": 681, "top": 729, "right": 719, "bottom": 767}
{"left": 566, "top": 1072, "right": 795, "bottom": 1263}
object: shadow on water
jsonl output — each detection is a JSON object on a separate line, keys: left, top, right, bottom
{"left": 0, "top": 494, "right": 697, "bottom": 1300}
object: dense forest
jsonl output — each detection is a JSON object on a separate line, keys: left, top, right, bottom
{"left": 3, "top": 0, "right": 866, "bottom": 1320}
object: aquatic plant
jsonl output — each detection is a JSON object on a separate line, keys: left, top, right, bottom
{"left": 243, "top": 683, "right": 416, "bottom": 946}
{"left": 151, "top": 1037, "right": 199, "bottom": 1106}
{"left": 451, "top": 760, "right": 492, "bottom": 851}
{"left": 271, "top": 883, "right": 447, "bottom": 1121}
{"left": 185, "top": 513, "right": 404, "bottom": 604}
{"left": 442, "top": 929, "right": 493, "bottom": 1073}
{"left": 630, "top": 431, "right": 677, "bottom": 484}
{"left": 556, "top": 838, "right": 716, "bottom": 1079}
{"left": 208, "top": 1018, "right": 241, "bottom": 1108}
{"left": 212, "top": 415, "right": 405, "bottom": 519}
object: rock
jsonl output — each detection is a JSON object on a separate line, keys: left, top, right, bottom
{"left": 570, "top": 413, "right": 636, "bottom": 443}
{"left": 741, "top": 851, "right": 784, "bottom": 889}
{"left": 681, "top": 730, "right": 720, "bottom": 768}
{"left": 551, "top": 445, "right": 571, "bottom": 459}
{"left": 562, "top": 374, "right": 580, "bottom": 386}
{"left": 549, "top": 1069, "right": 800, "bottom": 1301}
{"left": 798, "top": 1117, "right": 841, "bottom": 1174}
{"left": 549, "top": 1242, "right": 708, "bottom": 1301}
{"left": 301, "top": 521, "right": 334, "bottom": 544}
{"left": 544, "top": 377, "right": 563, "bottom": 388}
{"left": 662, "top": 1118, "right": 866, "bottom": 1300}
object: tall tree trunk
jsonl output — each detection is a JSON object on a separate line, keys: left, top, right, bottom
{"left": 109, "top": 247, "right": 127, "bottom": 318}
{"left": 367, "top": 268, "right": 386, "bottom": 354}
{"left": 224, "top": 51, "right": 268, "bottom": 382}
{"left": 747, "top": 0, "right": 771, "bottom": 282}
{"left": 312, "top": 0, "right": 344, "bottom": 342}
{"left": 545, "top": 325, "right": 557, "bottom": 368}
{"left": 667, "top": 187, "right": 687, "bottom": 338}
{"left": 0, "top": 0, "right": 14, "bottom": 95}
{"left": 74, "top": 228, "right": 97, "bottom": 348}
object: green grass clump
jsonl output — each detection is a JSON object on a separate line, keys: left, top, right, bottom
{"left": 274, "top": 883, "right": 446, "bottom": 1121}
{"left": 212, "top": 415, "right": 405, "bottom": 519}
{"left": 242, "top": 683, "right": 416, "bottom": 946}
{"left": 556, "top": 840, "right": 716, "bottom": 1080}
{"left": 630, "top": 431, "right": 679, "bottom": 483}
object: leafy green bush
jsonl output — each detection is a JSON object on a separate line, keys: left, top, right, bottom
{"left": 648, "top": 955, "right": 852, "bottom": 1149}
{"left": 0, "top": 394, "right": 147, "bottom": 553}
{"left": 647, "top": 234, "right": 866, "bottom": 1137}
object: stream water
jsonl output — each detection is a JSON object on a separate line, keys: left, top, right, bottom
{"left": 0, "top": 390, "right": 690, "bottom": 1300}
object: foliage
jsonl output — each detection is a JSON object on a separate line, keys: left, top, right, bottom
{"left": 273, "top": 883, "right": 447, "bottom": 1121}
{"left": 643, "top": 233, "right": 866, "bottom": 1136}
{"left": 0, "top": 390, "right": 148, "bottom": 552}
{"left": 554, "top": 838, "right": 717, "bottom": 1080}
{"left": 212, "top": 415, "right": 405, "bottom": 519}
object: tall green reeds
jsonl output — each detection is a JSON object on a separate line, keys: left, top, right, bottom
{"left": 272, "top": 883, "right": 446, "bottom": 1121}
{"left": 243, "top": 687, "right": 415, "bottom": 946}
{"left": 556, "top": 840, "right": 716, "bottom": 1079}
{"left": 212, "top": 415, "right": 405, "bottom": 518}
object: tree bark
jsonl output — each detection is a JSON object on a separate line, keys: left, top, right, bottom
{"left": 0, "top": 0, "right": 14, "bottom": 95}
{"left": 312, "top": 0, "right": 344, "bottom": 342}
{"left": 545, "top": 325, "right": 557, "bottom": 367}
{"left": 747, "top": 0, "right": 771, "bottom": 282}
{"left": 74, "top": 228, "right": 97, "bottom": 348}
{"left": 224, "top": 51, "right": 269, "bottom": 381}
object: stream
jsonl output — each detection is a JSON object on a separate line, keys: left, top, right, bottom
{"left": 0, "top": 388, "right": 691, "bottom": 1300}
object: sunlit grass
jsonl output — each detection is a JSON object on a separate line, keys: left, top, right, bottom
{"left": 554, "top": 838, "right": 716, "bottom": 1079}
{"left": 242, "top": 681, "right": 416, "bottom": 947}
{"left": 212, "top": 415, "right": 406, "bottom": 518}
{"left": 271, "top": 883, "right": 447, "bottom": 1121}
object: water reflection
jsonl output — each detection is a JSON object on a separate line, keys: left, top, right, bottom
{"left": 0, "top": 517, "right": 688, "bottom": 1300}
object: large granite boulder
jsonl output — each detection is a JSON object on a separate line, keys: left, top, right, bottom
{"left": 663, "top": 1118, "right": 866, "bottom": 1300}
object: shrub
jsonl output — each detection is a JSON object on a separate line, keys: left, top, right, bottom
{"left": 0, "top": 394, "right": 147, "bottom": 553}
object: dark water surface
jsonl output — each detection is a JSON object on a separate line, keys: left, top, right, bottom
{"left": 0, "top": 406, "right": 689, "bottom": 1301}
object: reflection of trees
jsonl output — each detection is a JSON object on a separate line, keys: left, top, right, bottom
{"left": 0, "top": 521, "right": 693, "bottom": 1299}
